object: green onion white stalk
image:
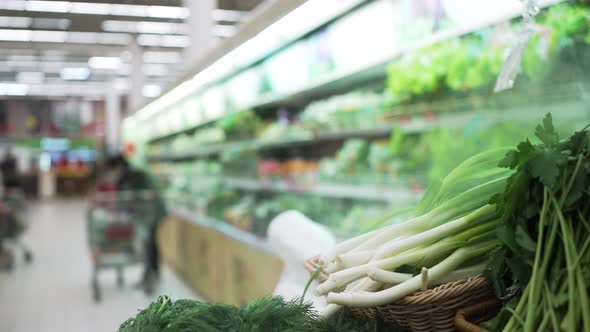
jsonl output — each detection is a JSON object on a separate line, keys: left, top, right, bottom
{"left": 312, "top": 149, "right": 511, "bottom": 317}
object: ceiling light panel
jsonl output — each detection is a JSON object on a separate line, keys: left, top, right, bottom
{"left": 0, "top": 83, "right": 28, "bottom": 96}
{"left": 213, "top": 25, "right": 236, "bottom": 38}
{"left": 143, "top": 51, "right": 182, "bottom": 64}
{"left": 1, "top": 1, "right": 187, "bottom": 19}
{"left": 212, "top": 9, "right": 247, "bottom": 22}
{"left": 26, "top": 0, "right": 70, "bottom": 13}
{"left": 0, "top": 29, "right": 133, "bottom": 45}
{"left": 16, "top": 71, "right": 44, "bottom": 84}
{"left": 159, "top": 35, "right": 189, "bottom": 48}
{"left": 110, "top": 4, "right": 147, "bottom": 17}
{"left": 0, "top": 16, "right": 32, "bottom": 28}
{"left": 137, "top": 34, "right": 189, "bottom": 48}
{"left": 143, "top": 64, "right": 169, "bottom": 76}
{"left": 0, "top": 29, "right": 32, "bottom": 41}
{"left": 31, "top": 30, "right": 67, "bottom": 43}
{"left": 137, "top": 21, "right": 187, "bottom": 34}
{"left": 147, "top": 6, "right": 188, "bottom": 19}
{"left": 60, "top": 67, "right": 90, "bottom": 81}
{"left": 0, "top": 1, "right": 26, "bottom": 10}
{"left": 88, "top": 56, "right": 121, "bottom": 70}
{"left": 102, "top": 20, "right": 187, "bottom": 35}
{"left": 142, "top": 84, "right": 162, "bottom": 98}
{"left": 69, "top": 2, "right": 111, "bottom": 15}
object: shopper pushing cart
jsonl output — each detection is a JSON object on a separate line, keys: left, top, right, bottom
{"left": 93, "top": 155, "right": 167, "bottom": 297}
{"left": 0, "top": 187, "right": 32, "bottom": 270}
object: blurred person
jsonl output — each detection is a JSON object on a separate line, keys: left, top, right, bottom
{"left": 0, "top": 147, "right": 19, "bottom": 191}
{"left": 106, "top": 154, "right": 166, "bottom": 293}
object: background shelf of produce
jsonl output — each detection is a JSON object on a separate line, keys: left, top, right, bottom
{"left": 123, "top": 0, "right": 590, "bottom": 307}
{"left": 222, "top": 177, "right": 423, "bottom": 203}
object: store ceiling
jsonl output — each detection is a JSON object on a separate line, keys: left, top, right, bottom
{"left": 0, "top": 0, "right": 264, "bottom": 99}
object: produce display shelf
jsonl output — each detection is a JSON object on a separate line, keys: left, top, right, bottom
{"left": 148, "top": 125, "right": 397, "bottom": 161}
{"left": 221, "top": 177, "right": 423, "bottom": 203}
{"left": 145, "top": 0, "right": 559, "bottom": 144}
{"left": 170, "top": 204, "right": 271, "bottom": 253}
{"left": 249, "top": 0, "right": 562, "bottom": 112}
{"left": 150, "top": 95, "right": 590, "bottom": 162}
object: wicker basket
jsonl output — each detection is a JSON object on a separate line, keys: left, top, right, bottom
{"left": 305, "top": 257, "right": 497, "bottom": 332}
{"left": 454, "top": 298, "right": 501, "bottom": 332}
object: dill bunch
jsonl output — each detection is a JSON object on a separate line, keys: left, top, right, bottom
{"left": 118, "top": 296, "right": 402, "bottom": 332}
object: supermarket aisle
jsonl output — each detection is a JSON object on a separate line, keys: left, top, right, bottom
{"left": 0, "top": 199, "right": 198, "bottom": 332}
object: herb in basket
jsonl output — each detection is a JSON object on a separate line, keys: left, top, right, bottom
{"left": 118, "top": 295, "right": 402, "bottom": 332}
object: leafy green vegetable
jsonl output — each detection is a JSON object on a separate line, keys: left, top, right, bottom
{"left": 486, "top": 113, "right": 590, "bottom": 331}
{"left": 119, "top": 296, "right": 403, "bottom": 332}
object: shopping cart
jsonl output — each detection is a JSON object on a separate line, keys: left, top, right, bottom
{"left": 87, "top": 189, "right": 157, "bottom": 302}
{"left": 0, "top": 188, "right": 32, "bottom": 270}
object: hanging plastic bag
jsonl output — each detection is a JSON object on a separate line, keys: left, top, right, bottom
{"left": 494, "top": 0, "right": 541, "bottom": 92}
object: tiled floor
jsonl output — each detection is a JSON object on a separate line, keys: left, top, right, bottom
{"left": 0, "top": 199, "right": 199, "bottom": 332}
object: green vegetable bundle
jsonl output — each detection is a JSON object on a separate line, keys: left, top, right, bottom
{"left": 119, "top": 295, "right": 402, "bottom": 332}
{"left": 314, "top": 148, "right": 513, "bottom": 315}
{"left": 217, "top": 110, "right": 263, "bottom": 141}
{"left": 486, "top": 114, "right": 590, "bottom": 331}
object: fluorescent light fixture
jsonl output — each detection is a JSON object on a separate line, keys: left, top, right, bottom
{"left": 142, "top": 84, "right": 162, "bottom": 98}
{"left": 147, "top": 6, "right": 189, "bottom": 19}
{"left": 213, "top": 25, "right": 237, "bottom": 38}
{"left": 102, "top": 20, "right": 187, "bottom": 35}
{"left": 213, "top": 9, "right": 247, "bottom": 22}
{"left": 0, "top": 16, "right": 32, "bottom": 28}
{"left": 0, "top": 0, "right": 26, "bottom": 11}
{"left": 136, "top": 34, "right": 159, "bottom": 46}
{"left": 138, "top": 21, "right": 187, "bottom": 34}
{"left": 113, "top": 78, "right": 130, "bottom": 91}
{"left": 143, "top": 64, "right": 169, "bottom": 77}
{"left": 69, "top": 2, "right": 111, "bottom": 15}
{"left": 88, "top": 56, "right": 122, "bottom": 70}
{"left": 60, "top": 67, "right": 90, "bottom": 81}
{"left": 26, "top": 0, "right": 70, "bottom": 13}
{"left": 0, "top": 1, "right": 187, "bottom": 19}
{"left": 0, "top": 28, "right": 132, "bottom": 45}
{"left": 31, "top": 30, "right": 67, "bottom": 43}
{"left": 143, "top": 51, "right": 182, "bottom": 64}
{"left": 0, "top": 83, "right": 28, "bottom": 96}
{"left": 110, "top": 4, "right": 147, "bottom": 17}
{"left": 0, "top": 29, "right": 32, "bottom": 41}
{"left": 159, "top": 35, "right": 189, "bottom": 48}
{"left": 16, "top": 71, "right": 44, "bottom": 84}
{"left": 101, "top": 20, "right": 135, "bottom": 33}
{"left": 137, "top": 34, "right": 189, "bottom": 48}
{"left": 65, "top": 31, "right": 130, "bottom": 45}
